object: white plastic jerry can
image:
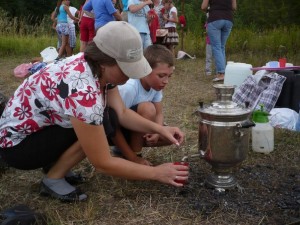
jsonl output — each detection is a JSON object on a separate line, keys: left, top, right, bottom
{"left": 224, "top": 62, "right": 253, "bottom": 88}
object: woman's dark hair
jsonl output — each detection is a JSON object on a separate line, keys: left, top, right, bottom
{"left": 55, "top": 0, "right": 63, "bottom": 16}
{"left": 84, "top": 42, "right": 117, "bottom": 79}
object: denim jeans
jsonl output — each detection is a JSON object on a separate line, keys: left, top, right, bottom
{"left": 140, "top": 33, "right": 152, "bottom": 49}
{"left": 207, "top": 20, "right": 233, "bottom": 74}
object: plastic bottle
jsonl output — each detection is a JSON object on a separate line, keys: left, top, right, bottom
{"left": 251, "top": 105, "right": 274, "bottom": 153}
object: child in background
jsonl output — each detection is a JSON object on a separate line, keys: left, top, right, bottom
{"left": 108, "top": 44, "right": 175, "bottom": 165}
{"left": 162, "top": 0, "right": 178, "bottom": 56}
{"left": 153, "top": 0, "right": 164, "bottom": 28}
{"left": 51, "top": 0, "right": 79, "bottom": 58}
{"left": 79, "top": 0, "right": 95, "bottom": 52}
{"left": 63, "top": 0, "right": 79, "bottom": 55}
{"left": 127, "top": 0, "right": 153, "bottom": 49}
{"left": 148, "top": 6, "right": 159, "bottom": 44}
{"left": 204, "top": 21, "right": 213, "bottom": 76}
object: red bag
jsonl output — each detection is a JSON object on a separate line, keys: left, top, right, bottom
{"left": 13, "top": 63, "right": 32, "bottom": 78}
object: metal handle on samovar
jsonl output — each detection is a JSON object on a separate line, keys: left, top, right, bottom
{"left": 235, "top": 120, "right": 256, "bottom": 137}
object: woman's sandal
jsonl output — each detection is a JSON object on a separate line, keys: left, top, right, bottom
{"left": 65, "top": 173, "right": 87, "bottom": 185}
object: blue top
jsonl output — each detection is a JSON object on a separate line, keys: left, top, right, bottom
{"left": 83, "top": 0, "right": 117, "bottom": 30}
{"left": 57, "top": 5, "right": 68, "bottom": 23}
{"left": 122, "top": 0, "right": 128, "bottom": 11}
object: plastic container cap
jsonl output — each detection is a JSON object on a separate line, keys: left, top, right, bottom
{"left": 252, "top": 105, "right": 269, "bottom": 123}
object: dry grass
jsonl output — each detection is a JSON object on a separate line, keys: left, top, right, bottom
{"left": 0, "top": 56, "right": 300, "bottom": 225}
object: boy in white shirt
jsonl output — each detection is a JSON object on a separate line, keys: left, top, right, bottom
{"left": 107, "top": 44, "right": 175, "bottom": 165}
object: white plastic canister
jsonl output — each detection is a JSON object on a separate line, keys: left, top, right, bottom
{"left": 252, "top": 123, "right": 274, "bottom": 153}
{"left": 251, "top": 105, "right": 274, "bottom": 154}
{"left": 224, "top": 62, "right": 253, "bottom": 87}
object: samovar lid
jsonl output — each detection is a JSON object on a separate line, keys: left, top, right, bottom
{"left": 197, "top": 84, "right": 252, "bottom": 121}
{"left": 199, "top": 101, "right": 251, "bottom": 116}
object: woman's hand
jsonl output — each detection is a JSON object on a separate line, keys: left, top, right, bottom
{"left": 153, "top": 163, "right": 189, "bottom": 187}
{"left": 160, "top": 126, "right": 184, "bottom": 146}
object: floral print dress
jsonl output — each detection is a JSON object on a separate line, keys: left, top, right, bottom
{"left": 0, "top": 53, "right": 105, "bottom": 148}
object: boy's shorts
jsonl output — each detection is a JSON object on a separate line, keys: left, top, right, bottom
{"left": 104, "top": 106, "right": 138, "bottom": 146}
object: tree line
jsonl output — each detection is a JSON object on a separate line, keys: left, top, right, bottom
{"left": 0, "top": 0, "right": 299, "bottom": 32}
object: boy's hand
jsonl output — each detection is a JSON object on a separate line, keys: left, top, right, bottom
{"left": 143, "top": 133, "right": 160, "bottom": 146}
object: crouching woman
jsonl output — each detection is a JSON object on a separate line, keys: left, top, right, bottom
{"left": 0, "top": 21, "right": 188, "bottom": 202}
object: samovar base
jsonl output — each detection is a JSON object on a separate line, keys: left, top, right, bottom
{"left": 205, "top": 173, "right": 237, "bottom": 189}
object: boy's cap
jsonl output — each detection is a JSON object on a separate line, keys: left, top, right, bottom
{"left": 93, "top": 21, "right": 152, "bottom": 79}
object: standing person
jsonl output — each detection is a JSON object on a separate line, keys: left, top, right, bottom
{"left": 79, "top": 0, "right": 95, "bottom": 52}
{"left": 83, "top": 0, "right": 122, "bottom": 31}
{"left": 162, "top": 0, "right": 178, "bottom": 56}
{"left": 108, "top": 44, "right": 175, "bottom": 165}
{"left": 201, "top": 0, "right": 237, "bottom": 82}
{"left": 153, "top": 0, "right": 164, "bottom": 28}
{"left": 121, "top": 0, "right": 129, "bottom": 21}
{"left": 66, "top": 1, "right": 79, "bottom": 54}
{"left": 52, "top": 0, "right": 79, "bottom": 58}
{"left": 204, "top": 21, "right": 213, "bottom": 76}
{"left": 0, "top": 22, "right": 188, "bottom": 202}
{"left": 148, "top": 6, "right": 159, "bottom": 44}
{"left": 52, "top": 2, "right": 79, "bottom": 55}
{"left": 127, "top": 0, "right": 153, "bottom": 49}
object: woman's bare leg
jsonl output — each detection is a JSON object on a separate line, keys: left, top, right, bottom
{"left": 46, "top": 141, "right": 86, "bottom": 179}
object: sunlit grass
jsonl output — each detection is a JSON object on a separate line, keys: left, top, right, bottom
{"left": 0, "top": 8, "right": 299, "bottom": 66}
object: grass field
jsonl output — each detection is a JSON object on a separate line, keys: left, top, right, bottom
{"left": 0, "top": 55, "right": 300, "bottom": 225}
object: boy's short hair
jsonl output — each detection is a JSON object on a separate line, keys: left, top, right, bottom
{"left": 144, "top": 44, "right": 174, "bottom": 69}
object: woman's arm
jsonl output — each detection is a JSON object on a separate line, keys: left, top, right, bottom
{"left": 201, "top": 0, "right": 209, "bottom": 12}
{"left": 170, "top": 10, "right": 178, "bottom": 23}
{"left": 113, "top": 10, "right": 122, "bottom": 21}
{"left": 51, "top": 9, "right": 57, "bottom": 22}
{"left": 64, "top": 5, "right": 79, "bottom": 21}
{"left": 163, "top": 9, "right": 178, "bottom": 23}
{"left": 232, "top": 0, "right": 237, "bottom": 11}
{"left": 70, "top": 116, "right": 188, "bottom": 185}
